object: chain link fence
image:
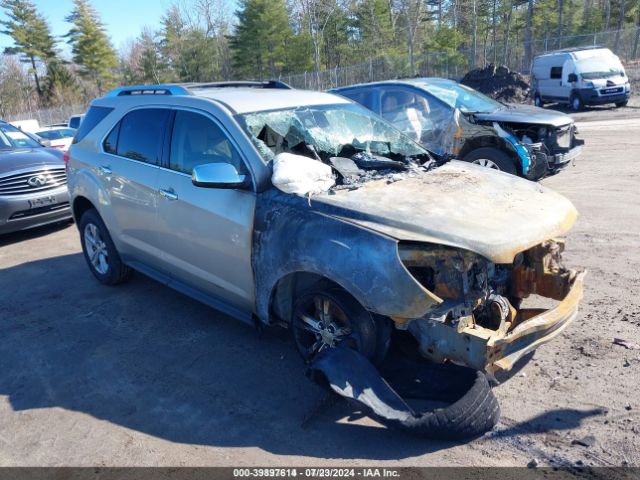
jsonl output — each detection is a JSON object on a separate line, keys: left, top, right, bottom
{"left": 8, "top": 103, "right": 88, "bottom": 127}
{"left": 280, "top": 26, "right": 640, "bottom": 90}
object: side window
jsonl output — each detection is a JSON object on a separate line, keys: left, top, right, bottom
{"left": 72, "top": 107, "right": 112, "bottom": 144}
{"left": 103, "top": 121, "right": 120, "bottom": 154}
{"left": 169, "top": 110, "right": 246, "bottom": 175}
{"left": 340, "top": 89, "right": 375, "bottom": 111}
{"left": 550, "top": 66, "right": 562, "bottom": 79}
{"left": 116, "top": 108, "right": 170, "bottom": 165}
{"left": 380, "top": 88, "right": 433, "bottom": 141}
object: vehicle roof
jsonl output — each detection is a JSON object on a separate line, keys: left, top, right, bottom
{"left": 36, "top": 126, "right": 75, "bottom": 132}
{"left": 191, "top": 87, "right": 351, "bottom": 113}
{"left": 100, "top": 84, "right": 351, "bottom": 114}
{"left": 534, "top": 46, "right": 614, "bottom": 60}
{"left": 332, "top": 77, "right": 458, "bottom": 91}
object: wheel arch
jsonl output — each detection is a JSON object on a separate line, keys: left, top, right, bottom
{"left": 72, "top": 195, "right": 96, "bottom": 225}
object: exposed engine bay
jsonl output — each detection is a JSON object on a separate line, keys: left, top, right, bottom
{"left": 398, "top": 239, "right": 584, "bottom": 375}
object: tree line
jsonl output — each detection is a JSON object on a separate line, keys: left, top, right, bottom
{"left": 1, "top": 0, "right": 639, "bottom": 117}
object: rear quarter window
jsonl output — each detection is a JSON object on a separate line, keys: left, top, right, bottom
{"left": 72, "top": 107, "right": 113, "bottom": 144}
{"left": 338, "top": 89, "right": 375, "bottom": 111}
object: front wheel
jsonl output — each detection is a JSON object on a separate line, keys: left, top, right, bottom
{"left": 533, "top": 93, "right": 544, "bottom": 107}
{"left": 292, "top": 289, "right": 386, "bottom": 363}
{"left": 615, "top": 100, "right": 628, "bottom": 108}
{"left": 463, "top": 147, "right": 518, "bottom": 176}
{"left": 79, "top": 209, "right": 132, "bottom": 285}
{"left": 570, "top": 94, "right": 584, "bottom": 111}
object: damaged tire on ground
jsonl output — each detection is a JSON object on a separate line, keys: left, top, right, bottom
{"left": 308, "top": 347, "right": 500, "bottom": 440}
{"left": 291, "top": 288, "right": 390, "bottom": 364}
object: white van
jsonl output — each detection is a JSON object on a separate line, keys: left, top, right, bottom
{"left": 531, "top": 47, "right": 631, "bottom": 110}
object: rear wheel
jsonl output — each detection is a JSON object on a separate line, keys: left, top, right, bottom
{"left": 292, "top": 289, "right": 385, "bottom": 363}
{"left": 79, "top": 209, "right": 132, "bottom": 285}
{"left": 464, "top": 147, "right": 518, "bottom": 175}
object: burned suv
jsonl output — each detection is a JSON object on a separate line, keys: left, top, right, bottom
{"left": 332, "top": 78, "right": 584, "bottom": 180}
{"left": 67, "top": 83, "right": 584, "bottom": 378}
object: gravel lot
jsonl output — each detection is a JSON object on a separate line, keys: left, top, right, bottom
{"left": 1, "top": 102, "right": 639, "bottom": 467}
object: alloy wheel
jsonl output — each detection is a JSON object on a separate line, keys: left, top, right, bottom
{"left": 83, "top": 222, "right": 109, "bottom": 275}
{"left": 293, "top": 294, "right": 354, "bottom": 360}
{"left": 472, "top": 158, "right": 501, "bottom": 170}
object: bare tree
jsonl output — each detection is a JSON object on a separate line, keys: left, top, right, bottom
{"left": 524, "top": 0, "right": 533, "bottom": 70}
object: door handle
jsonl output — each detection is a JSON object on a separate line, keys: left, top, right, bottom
{"left": 99, "top": 165, "right": 112, "bottom": 175}
{"left": 159, "top": 188, "right": 178, "bottom": 201}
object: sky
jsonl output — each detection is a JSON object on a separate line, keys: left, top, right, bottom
{"left": 0, "top": 0, "right": 175, "bottom": 56}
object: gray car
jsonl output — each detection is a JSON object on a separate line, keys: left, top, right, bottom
{"left": 67, "top": 83, "right": 584, "bottom": 376}
{"left": 331, "top": 78, "right": 584, "bottom": 180}
{"left": 0, "top": 121, "right": 71, "bottom": 235}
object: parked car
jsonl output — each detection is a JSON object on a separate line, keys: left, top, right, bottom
{"left": 10, "top": 119, "right": 40, "bottom": 133}
{"left": 532, "top": 46, "right": 631, "bottom": 110}
{"left": 331, "top": 78, "right": 584, "bottom": 180}
{"left": 67, "top": 83, "right": 584, "bottom": 377}
{"left": 35, "top": 126, "right": 77, "bottom": 152}
{"left": 0, "top": 120, "right": 71, "bottom": 235}
{"left": 68, "top": 114, "right": 85, "bottom": 129}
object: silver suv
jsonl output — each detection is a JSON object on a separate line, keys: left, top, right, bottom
{"left": 67, "top": 82, "right": 584, "bottom": 375}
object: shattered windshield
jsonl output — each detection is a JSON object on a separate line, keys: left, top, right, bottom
{"left": 417, "top": 81, "right": 502, "bottom": 113}
{"left": 237, "top": 103, "right": 436, "bottom": 189}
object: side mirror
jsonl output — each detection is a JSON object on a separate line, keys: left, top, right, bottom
{"left": 567, "top": 73, "right": 578, "bottom": 83}
{"left": 192, "top": 163, "right": 249, "bottom": 189}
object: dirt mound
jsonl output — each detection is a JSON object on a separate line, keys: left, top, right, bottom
{"left": 461, "top": 64, "right": 530, "bottom": 103}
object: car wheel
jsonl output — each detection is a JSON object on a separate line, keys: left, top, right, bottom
{"left": 292, "top": 288, "right": 383, "bottom": 363}
{"left": 570, "top": 94, "right": 583, "bottom": 111}
{"left": 464, "top": 147, "right": 518, "bottom": 175}
{"left": 534, "top": 93, "right": 544, "bottom": 107}
{"left": 79, "top": 208, "right": 132, "bottom": 285}
{"left": 615, "top": 101, "right": 628, "bottom": 108}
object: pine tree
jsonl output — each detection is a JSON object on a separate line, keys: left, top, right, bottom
{"left": 0, "top": 0, "right": 57, "bottom": 98}
{"left": 230, "top": 0, "right": 294, "bottom": 79}
{"left": 65, "top": 0, "right": 117, "bottom": 94}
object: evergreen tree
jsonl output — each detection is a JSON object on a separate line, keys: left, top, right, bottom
{"left": 0, "top": 0, "right": 57, "bottom": 98}
{"left": 230, "top": 0, "right": 294, "bottom": 78}
{"left": 65, "top": 0, "right": 117, "bottom": 94}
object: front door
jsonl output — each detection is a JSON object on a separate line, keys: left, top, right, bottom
{"left": 155, "top": 109, "right": 256, "bottom": 312}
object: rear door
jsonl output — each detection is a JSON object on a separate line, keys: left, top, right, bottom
{"left": 155, "top": 108, "right": 256, "bottom": 313}
{"left": 101, "top": 107, "right": 170, "bottom": 267}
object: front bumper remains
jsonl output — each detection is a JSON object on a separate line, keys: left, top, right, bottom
{"left": 406, "top": 265, "right": 586, "bottom": 376}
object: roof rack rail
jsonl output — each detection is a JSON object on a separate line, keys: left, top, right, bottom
{"left": 539, "top": 45, "right": 606, "bottom": 55}
{"left": 187, "top": 80, "right": 293, "bottom": 90}
{"left": 106, "top": 85, "right": 191, "bottom": 97}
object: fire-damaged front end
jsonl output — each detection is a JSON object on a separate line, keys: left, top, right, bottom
{"left": 467, "top": 107, "right": 585, "bottom": 180}
{"left": 398, "top": 240, "right": 585, "bottom": 376}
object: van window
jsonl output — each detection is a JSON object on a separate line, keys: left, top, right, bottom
{"left": 115, "top": 108, "right": 170, "bottom": 165}
{"left": 550, "top": 66, "right": 562, "bottom": 79}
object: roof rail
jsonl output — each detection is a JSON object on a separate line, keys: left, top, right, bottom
{"left": 106, "top": 85, "right": 191, "bottom": 97}
{"left": 186, "top": 80, "right": 293, "bottom": 90}
{"left": 539, "top": 45, "right": 607, "bottom": 55}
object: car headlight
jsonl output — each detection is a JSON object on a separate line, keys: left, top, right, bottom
{"left": 583, "top": 80, "right": 594, "bottom": 88}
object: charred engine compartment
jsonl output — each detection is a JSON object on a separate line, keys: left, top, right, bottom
{"left": 399, "top": 240, "right": 581, "bottom": 372}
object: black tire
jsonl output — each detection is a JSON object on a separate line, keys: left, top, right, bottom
{"left": 533, "top": 93, "right": 544, "bottom": 108}
{"left": 463, "top": 147, "right": 518, "bottom": 175}
{"left": 309, "top": 348, "right": 500, "bottom": 440}
{"left": 615, "top": 101, "right": 628, "bottom": 108}
{"left": 79, "top": 208, "right": 132, "bottom": 285}
{"left": 292, "top": 288, "right": 385, "bottom": 363}
{"left": 570, "top": 93, "right": 584, "bottom": 111}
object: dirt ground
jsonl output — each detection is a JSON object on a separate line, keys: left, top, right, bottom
{"left": 0, "top": 101, "right": 639, "bottom": 468}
